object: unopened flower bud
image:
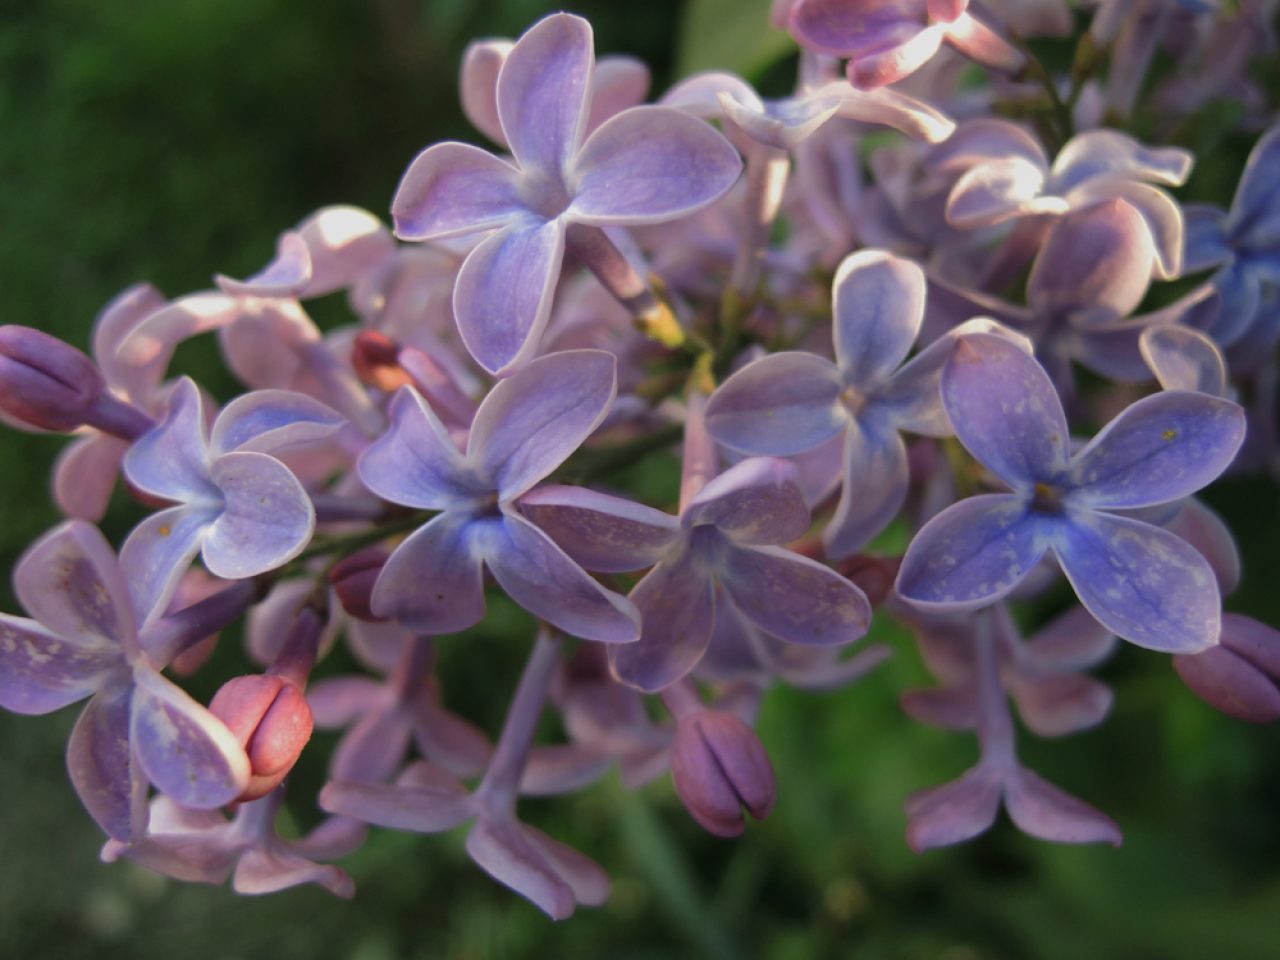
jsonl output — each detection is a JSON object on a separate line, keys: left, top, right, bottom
{"left": 1174, "top": 614, "right": 1280, "bottom": 723}
{"left": 670, "top": 710, "right": 776, "bottom": 837}
{"left": 352, "top": 330, "right": 413, "bottom": 392}
{"left": 330, "top": 548, "right": 390, "bottom": 622}
{"left": 209, "top": 674, "right": 315, "bottom": 801}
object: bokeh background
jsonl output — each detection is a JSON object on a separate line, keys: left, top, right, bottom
{"left": 2, "top": 1, "right": 1279, "bottom": 958}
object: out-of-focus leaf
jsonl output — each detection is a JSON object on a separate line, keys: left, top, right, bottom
{"left": 675, "top": 0, "right": 793, "bottom": 79}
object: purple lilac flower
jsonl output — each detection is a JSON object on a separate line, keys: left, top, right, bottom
{"left": 390, "top": 13, "right": 742, "bottom": 374}
{"left": 896, "top": 331, "right": 1245, "bottom": 653}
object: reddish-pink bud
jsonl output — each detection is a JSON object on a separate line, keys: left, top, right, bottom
{"left": 352, "top": 330, "right": 413, "bottom": 391}
{"left": 209, "top": 674, "right": 314, "bottom": 801}
{"left": 330, "top": 548, "right": 390, "bottom": 621}
{"left": 671, "top": 710, "right": 776, "bottom": 837}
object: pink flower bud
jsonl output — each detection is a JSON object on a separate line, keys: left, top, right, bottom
{"left": 670, "top": 710, "right": 776, "bottom": 837}
{"left": 330, "top": 548, "right": 390, "bottom": 622}
{"left": 209, "top": 675, "right": 315, "bottom": 801}
{"left": 352, "top": 330, "right": 413, "bottom": 392}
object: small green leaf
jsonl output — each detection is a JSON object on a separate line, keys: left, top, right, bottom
{"left": 675, "top": 0, "right": 794, "bottom": 79}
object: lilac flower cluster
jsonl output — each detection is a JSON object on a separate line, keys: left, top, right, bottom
{"left": 1, "top": 3, "right": 1278, "bottom": 918}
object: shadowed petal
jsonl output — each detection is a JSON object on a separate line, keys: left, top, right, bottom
{"left": 519, "top": 822, "right": 611, "bottom": 906}
{"left": 1023, "top": 606, "right": 1117, "bottom": 671}
{"left": 0, "top": 615, "right": 119, "bottom": 714}
{"left": 123, "top": 378, "right": 217, "bottom": 503}
{"left": 1181, "top": 204, "right": 1231, "bottom": 274}
{"left": 372, "top": 512, "right": 486, "bottom": 635}
{"left": 1139, "top": 325, "right": 1228, "bottom": 396}
{"left": 1004, "top": 768, "right": 1122, "bottom": 845}
{"left": 453, "top": 217, "right": 565, "bottom": 376}
{"left": 1066, "top": 391, "right": 1245, "bottom": 509}
{"left": 1053, "top": 511, "right": 1220, "bottom": 653}
{"left": 1063, "top": 179, "right": 1184, "bottom": 279}
{"left": 203, "top": 452, "right": 315, "bottom": 579}
{"left": 1205, "top": 261, "right": 1262, "bottom": 346}
{"left": 391, "top": 142, "right": 524, "bottom": 241}
{"left": 120, "top": 506, "right": 215, "bottom": 627}
{"left": 610, "top": 552, "right": 715, "bottom": 692}
{"left": 477, "top": 512, "right": 640, "bottom": 644}
{"left": 684, "top": 458, "right": 811, "bottom": 546}
{"left": 704, "top": 352, "right": 844, "bottom": 456}
{"left": 1227, "top": 124, "right": 1280, "bottom": 246}
{"left": 905, "top": 767, "right": 1002, "bottom": 851}
{"left": 897, "top": 494, "right": 1047, "bottom": 610}
{"left": 833, "top": 250, "right": 926, "bottom": 386}
{"left": 466, "top": 818, "right": 577, "bottom": 920}
{"left": 1174, "top": 623, "right": 1280, "bottom": 723}
{"left": 587, "top": 55, "right": 650, "bottom": 133}
{"left": 518, "top": 485, "right": 681, "bottom": 573}
{"left": 825, "top": 419, "right": 909, "bottom": 557}
{"left": 330, "top": 709, "right": 411, "bottom": 784}
{"left": 319, "top": 777, "right": 473, "bottom": 833}
{"left": 67, "top": 687, "right": 145, "bottom": 840}
{"left": 569, "top": 106, "right": 742, "bottom": 226}
{"left": 1012, "top": 674, "right": 1113, "bottom": 737}
{"left": 460, "top": 40, "right": 514, "bottom": 145}
{"left": 470, "top": 349, "right": 617, "bottom": 499}
{"left": 54, "top": 432, "right": 128, "bottom": 522}
{"left": 210, "top": 390, "right": 344, "bottom": 457}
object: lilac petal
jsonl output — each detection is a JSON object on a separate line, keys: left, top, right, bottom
{"left": 247, "top": 578, "right": 340, "bottom": 667}
{"left": 202, "top": 452, "right": 315, "bottom": 579}
{"left": 1206, "top": 261, "right": 1262, "bottom": 347}
{"left": 1012, "top": 674, "right": 1113, "bottom": 737}
{"left": 1139, "top": 325, "right": 1228, "bottom": 396}
{"left": 497, "top": 13, "right": 594, "bottom": 177}
{"left": 115, "top": 294, "right": 241, "bottom": 398}
{"left": 123, "top": 378, "right": 216, "bottom": 502}
{"left": 517, "top": 485, "right": 681, "bottom": 573}
{"left": 520, "top": 822, "right": 610, "bottom": 907}
{"left": 1053, "top": 512, "right": 1221, "bottom": 654}
{"left": 476, "top": 512, "right": 640, "bottom": 644}
{"left": 568, "top": 106, "right": 742, "bottom": 226}
{"left": 16, "top": 520, "right": 135, "bottom": 648}
{"left": 900, "top": 684, "right": 977, "bottom": 730}
{"left": 684, "top": 458, "right": 810, "bottom": 546}
{"left": 1063, "top": 179, "right": 1184, "bottom": 280}
{"left": 232, "top": 847, "right": 355, "bottom": 899}
{"left": 319, "top": 778, "right": 473, "bottom": 833}
{"left": 0, "top": 615, "right": 118, "bottom": 714}
{"left": 330, "top": 709, "right": 411, "bottom": 784}
{"left": 210, "top": 390, "right": 344, "bottom": 456}
{"left": 610, "top": 552, "right": 715, "bottom": 692}
{"left": 453, "top": 217, "right": 565, "bottom": 376}
{"left": 466, "top": 818, "right": 577, "bottom": 920}
{"left": 1066, "top": 391, "right": 1245, "bottom": 509}
{"left": 217, "top": 231, "right": 311, "bottom": 298}
{"left": 409, "top": 699, "right": 493, "bottom": 779}
{"left": 831, "top": 84, "right": 955, "bottom": 143}
{"left": 849, "top": 26, "right": 948, "bottom": 89}
{"left": 825, "top": 420, "right": 909, "bottom": 558}
{"left": 942, "top": 333, "right": 1069, "bottom": 487}
{"left": 120, "top": 506, "right": 215, "bottom": 627}
{"left": 662, "top": 71, "right": 761, "bottom": 119}
{"left": 945, "top": 157, "right": 1062, "bottom": 229}
{"left": 92, "top": 282, "right": 167, "bottom": 398}
{"left": 1174, "top": 644, "right": 1280, "bottom": 723}
{"left": 372, "top": 512, "right": 486, "bottom": 635}
{"left": 470, "top": 349, "right": 617, "bottom": 499}
{"left": 720, "top": 89, "right": 840, "bottom": 151}
{"left": 1004, "top": 768, "right": 1122, "bottom": 845}
{"left": 925, "top": 118, "right": 1047, "bottom": 176}
{"left": 391, "top": 142, "right": 524, "bottom": 241}
{"left": 130, "top": 666, "right": 250, "bottom": 807}
{"left": 587, "top": 56, "right": 650, "bottom": 133}
{"left": 790, "top": 0, "right": 919, "bottom": 58}
{"left": 306, "top": 677, "right": 385, "bottom": 728}
{"left": 1023, "top": 606, "right": 1117, "bottom": 671}
{"left": 897, "top": 495, "right": 1047, "bottom": 610}
{"left": 1181, "top": 204, "right": 1232, "bottom": 274}
{"left": 1050, "top": 130, "right": 1192, "bottom": 192}
{"left": 460, "top": 40, "right": 514, "bottom": 145}
{"left": 294, "top": 206, "right": 395, "bottom": 297}
{"left": 54, "top": 432, "right": 127, "bottom": 522}
{"left": 905, "top": 767, "right": 1002, "bottom": 852}
{"left": 68, "top": 688, "right": 145, "bottom": 840}
{"left": 833, "top": 249, "right": 926, "bottom": 388}
{"left": 520, "top": 745, "right": 613, "bottom": 796}
{"left": 1227, "top": 124, "right": 1280, "bottom": 246}
{"left": 704, "top": 352, "right": 844, "bottom": 456}
{"left": 346, "top": 618, "right": 413, "bottom": 675}
{"left": 1168, "top": 499, "right": 1241, "bottom": 597}
{"left": 719, "top": 544, "right": 871, "bottom": 646}
{"left": 357, "top": 387, "right": 480, "bottom": 511}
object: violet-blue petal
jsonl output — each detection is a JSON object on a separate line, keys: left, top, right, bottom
{"left": 0, "top": 615, "right": 119, "bottom": 714}
{"left": 610, "top": 552, "right": 715, "bottom": 692}
{"left": 1050, "top": 130, "right": 1192, "bottom": 192}
{"left": 897, "top": 494, "right": 1047, "bottom": 610}
{"left": 123, "top": 378, "right": 217, "bottom": 502}
{"left": 832, "top": 249, "right": 926, "bottom": 387}
{"left": 120, "top": 506, "right": 216, "bottom": 627}
{"left": 942, "top": 333, "right": 1069, "bottom": 487}
{"left": 518, "top": 485, "right": 681, "bottom": 573}
{"left": 476, "top": 512, "right": 640, "bottom": 644}
{"left": 569, "top": 106, "right": 742, "bottom": 225}
{"left": 391, "top": 142, "right": 524, "bottom": 241}
{"left": 496, "top": 13, "right": 594, "bottom": 178}
{"left": 357, "top": 387, "right": 481, "bottom": 511}
{"left": 905, "top": 767, "right": 1002, "bottom": 852}
{"left": 202, "top": 452, "right": 315, "bottom": 579}
{"left": 466, "top": 818, "right": 578, "bottom": 921}
{"left": 1227, "top": 123, "right": 1280, "bottom": 246}
{"left": 371, "top": 512, "right": 486, "bottom": 635}
{"left": 1180, "top": 203, "right": 1232, "bottom": 274}
{"left": 67, "top": 687, "right": 144, "bottom": 840}
{"left": 54, "top": 432, "right": 127, "bottom": 522}
{"left": 210, "top": 390, "right": 345, "bottom": 456}
{"left": 1206, "top": 261, "right": 1262, "bottom": 346}
{"left": 1066, "top": 391, "right": 1245, "bottom": 509}
{"left": 704, "top": 352, "right": 844, "bottom": 456}
{"left": 130, "top": 665, "right": 250, "bottom": 808}
{"left": 684, "top": 458, "right": 810, "bottom": 546}
{"left": 1004, "top": 768, "right": 1122, "bottom": 845}
{"left": 719, "top": 544, "right": 870, "bottom": 646}
{"left": 453, "top": 217, "right": 565, "bottom": 376}
{"left": 825, "top": 420, "right": 909, "bottom": 558}
{"left": 1139, "top": 325, "right": 1228, "bottom": 396}
{"left": 469, "top": 349, "right": 616, "bottom": 499}
{"left": 1052, "top": 511, "right": 1221, "bottom": 653}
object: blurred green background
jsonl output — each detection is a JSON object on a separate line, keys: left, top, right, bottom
{"left": 2, "top": 1, "right": 1279, "bottom": 958}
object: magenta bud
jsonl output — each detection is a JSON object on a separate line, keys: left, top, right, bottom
{"left": 209, "top": 674, "right": 315, "bottom": 801}
{"left": 330, "top": 548, "right": 390, "bottom": 622}
{"left": 1174, "top": 614, "right": 1280, "bottom": 723}
{"left": 671, "top": 710, "right": 777, "bottom": 837}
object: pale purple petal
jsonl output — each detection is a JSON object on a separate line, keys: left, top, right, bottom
{"left": 210, "top": 389, "right": 345, "bottom": 456}
{"left": 1205, "top": 260, "right": 1262, "bottom": 346}
{"left": 130, "top": 666, "right": 250, "bottom": 807}
{"left": 391, "top": 142, "right": 524, "bottom": 241}
{"left": 850, "top": 25, "right": 948, "bottom": 89}
{"left": 568, "top": 106, "right": 743, "bottom": 226}
{"left": 1065, "top": 391, "right": 1245, "bottom": 509}
{"left": 684, "top": 458, "right": 810, "bottom": 546}
{"left": 466, "top": 818, "right": 577, "bottom": 920}
{"left": 1168, "top": 499, "right": 1241, "bottom": 597}
{"left": 825, "top": 420, "right": 909, "bottom": 558}
{"left": 831, "top": 84, "right": 955, "bottom": 143}
{"left": 0, "top": 614, "right": 118, "bottom": 714}
{"left": 497, "top": 13, "right": 594, "bottom": 177}
{"left": 704, "top": 352, "right": 844, "bottom": 456}
{"left": 1050, "top": 130, "right": 1192, "bottom": 192}
{"left": 120, "top": 506, "right": 215, "bottom": 627}
{"left": 833, "top": 249, "right": 926, "bottom": 387}
{"left": 1220, "top": 613, "right": 1280, "bottom": 679}
{"left": 520, "top": 745, "right": 612, "bottom": 796}
{"left": 216, "top": 231, "right": 311, "bottom": 299}
{"left": 1226, "top": 123, "right": 1280, "bottom": 246}
{"left": 320, "top": 777, "right": 474, "bottom": 833}
{"left": 357, "top": 387, "right": 480, "bottom": 511}
{"left": 945, "top": 157, "right": 1062, "bottom": 229}
{"left": 67, "top": 687, "right": 145, "bottom": 840}
{"left": 900, "top": 684, "right": 977, "bottom": 730}
{"left": 92, "top": 282, "right": 168, "bottom": 395}
{"left": 306, "top": 677, "right": 385, "bottom": 729}
{"left": 1062, "top": 179, "right": 1183, "bottom": 279}
{"left": 330, "top": 709, "right": 411, "bottom": 783}
{"left": 942, "top": 333, "right": 1069, "bottom": 487}
{"left": 905, "top": 767, "right": 1002, "bottom": 851}
{"left": 1174, "top": 644, "right": 1280, "bottom": 723}
{"left": 294, "top": 206, "right": 395, "bottom": 297}
{"left": 925, "top": 118, "right": 1047, "bottom": 175}
{"left": 662, "top": 71, "right": 760, "bottom": 119}
{"left": 1011, "top": 674, "right": 1112, "bottom": 737}
{"left": 587, "top": 56, "right": 650, "bottom": 133}
{"left": 719, "top": 88, "right": 840, "bottom": 151}
{"left": 202, "top": 452, "right": 315, "bottom": 579}
{"left": 610, "top": 552, "right": 715, "bottom": 693}
{"left": 115, "top": 294, "right": 241, "bottom": 399}
{"left": 476, "top": 512, "right": 640, "bottom": 644}
{"left": 517, "top": 485, "right": 681, "bottom": 573}
{"left": 1139, "top": 325, "right": 1228, "bottom": 396}
{"left": 469, "top": 349, "right": 617, "bottom": 499}
{"left": 54, "top": 432, "right": 127, "bottom": 522}
{"left": 123, "top": 378, "right": 216, "bottom": 502}
{"left": 232, "top": 846, "right": 355, "bottom": 899}
{"left": 1052, "top": 511, "right": 1221, "bottom": 653}
{"left": 1181, "top": 204, "right": 1231, "bottom": 274}
{"left": 1003, "top": 768, "right": 1122, "bottom": 845}
{"left": 520, "top": 822, "right": 611, "bottom": 906}
{"left": 409, "top": 699, "right": 493, "bottom": 779}
{"left": 897, "top": 495, "right": 1048, "bottom": 610}
{"left": 246, "top": 578, "right": 340, "bottom": 667}
{"left": 719, "top": 544, "right": 871, "bottom": 646}
{"left": 1023, "top": 606, "right": 1116, "bottom": 671}
{"left": 371, "top": 512, "right": 486, "bottom": 635}
{"left": 460, "top": 40, "right": 513, "bottom": 145}
{"left": 453, "top": 217, "right": 565, "bottom": 376}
